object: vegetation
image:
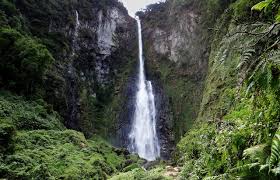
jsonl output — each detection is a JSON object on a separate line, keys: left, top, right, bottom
{"left": 1, "top": 130, "right": 121, "bottom": 179}
{"left": 1, "top": 0, "right": 280, "bottom": 179}
{"left": 146, "top": 57, "right": 204, "bottom": 141}
{"left": 0, "top": 27, "right": 54, "bottom": 95}
{"left": 0, "top": 91, "right": 64, "bottom": 131}
{"left": 0, "top": 0, "right": 140, "bottom": 178}
{"left": 110, "top": 166, "right": 171, "bottom": 180}
{"left": 176, "top": 0, "right": 280, "bottom": 179}
{"left": 252, "top": 0, "right": 280, "bottom": 22}
{"left": 0, "top": 91, "right": 142, "bottom": 179}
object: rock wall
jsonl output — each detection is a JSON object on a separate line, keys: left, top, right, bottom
{"left": 143, "top": 5, "right": 207, "bottom": 70}
{"left": 14, "top": 0, "right": 137, "bottom": 138}
{"left": 138, "top": 1, "right": 209, "bottom": 142}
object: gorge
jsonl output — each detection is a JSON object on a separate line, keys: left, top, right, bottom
{"left": 0, "top": 0, "right": 280, "bottom": 179}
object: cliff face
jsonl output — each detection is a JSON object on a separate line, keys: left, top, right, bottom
{"left": 142, "top": 2, "right": 208, "bottom": 69}
{"left": 129, "top": 0, "right": 280, "bottom": 178}
{"left": 12, "top": 0, "right": 137, "bottom": 138}
{"left": 139, "top": 1, "right": 209, "bottom": 142}
{"left": 0, "top": 1, "right": 145, "bottom": 178}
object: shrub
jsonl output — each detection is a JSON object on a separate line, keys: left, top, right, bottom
{"left": 0, "top": 91, "right": 64, "bottom": 130}
{"left": 0, "top": 120, "right": 15, "bottom": 153}
{"left": 0, "top": 130, "right": 127, "bottom": 179}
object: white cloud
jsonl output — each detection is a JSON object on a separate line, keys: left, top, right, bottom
{"left": 119, "top": 0, "right": 165, "bottom": 17}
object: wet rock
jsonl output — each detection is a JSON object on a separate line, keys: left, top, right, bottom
{"left": 164, "top": 166, "right": 181, "bottom": 178}
{"left": 151, "top": 79, "right": 175, "bottom": 160}
{"left": 142, "top": 159, "right": 161, "bottom": 170}
{"left": 114, "top": 148, "right": 130, "bottom": 156}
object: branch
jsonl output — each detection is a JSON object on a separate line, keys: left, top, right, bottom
{"left": 227, "top": 22, "right": 280, "bottom": 37}
{"left": 208, "top": 28, "right": 220, "bottom": 31}
{"left": 230, "top": 23, "right": 280, "bottom": 51}
{"left": 264, "top": 38, "right": 280, "bottom": 52}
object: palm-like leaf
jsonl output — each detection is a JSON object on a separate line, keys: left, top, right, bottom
{"left": 251, "top": 0, "right": 273, "bottom": 12}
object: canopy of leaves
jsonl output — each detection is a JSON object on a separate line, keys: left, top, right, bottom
{"left": 0, "top": 27, "right": 54, "bottom": 94}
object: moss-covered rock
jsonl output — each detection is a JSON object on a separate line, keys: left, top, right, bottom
{"left": 0, "top": 0, "right": 137, "bottom": 140}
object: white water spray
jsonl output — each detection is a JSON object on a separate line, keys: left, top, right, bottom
{"left": 129, "top": 17, "right": 160, "bottom": 161}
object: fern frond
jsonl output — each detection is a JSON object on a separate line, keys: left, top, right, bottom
{"left": 238, "top": 49, "right": 256, "bottom": 69}
{"left": 270, "top": 166, "right": 280, "bottom": 175}
{"left": 268, "top": 50, "right": 280, "bottom": 65}
{"left": 259, "top": 164, "right": 269, "bottom": 172}
{"left": 204, "top": 173, "right": 233, "bottom": 180}
{"left": 243, "top": 144, "right": 269, "bottom": 164}
{"left": 229, "top": 162, "right": 260, "bottom": 173}
{"left": 269, "top": 126, "right": 280, "bottom": 169}
{"left": 249, "top": 59, "right": 265, "bottom": 80}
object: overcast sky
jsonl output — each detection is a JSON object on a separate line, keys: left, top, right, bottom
{"left": 120, "top": 0, "right": 165, "bottom": 17}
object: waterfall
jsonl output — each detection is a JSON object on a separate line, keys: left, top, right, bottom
{"left": 129, "top": 16, "right": 160, "bottom": 161}
{"left": 74, "top": 10, "right": 80, "bottom": 38}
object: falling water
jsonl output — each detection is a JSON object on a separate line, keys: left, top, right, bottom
{"left": 129, "top": 16, "right": 160, "bottom": 161}
{"left": 74, "top": 10, "right": 80, "bottom": 37}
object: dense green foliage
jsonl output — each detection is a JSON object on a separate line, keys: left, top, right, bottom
{"left": 0, "top": 130, "right": 126, "bottom": 179}
{"left": 0, "top": 0, "right": 140, "bottom": 179}
{"left": 0, "top": 0, "right": 55, "bottom": 96}
{"left": 0, "top": 91, "right": 142, "bottom": 179}
{"left": 0, "top": 91, "right": 64, "bottom": 131}
{"left": 176, "top": 0, "right": 280, "bottom": 179}
{"left": 0, "top": 27, "right": 54, "bottom": 94}
{"left": 0, "top": 0, "right": 139, "bottom": 177}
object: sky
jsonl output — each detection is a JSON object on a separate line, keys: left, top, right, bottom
{"left": 120, "top": 0, "right": 165, "bottom": 17}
